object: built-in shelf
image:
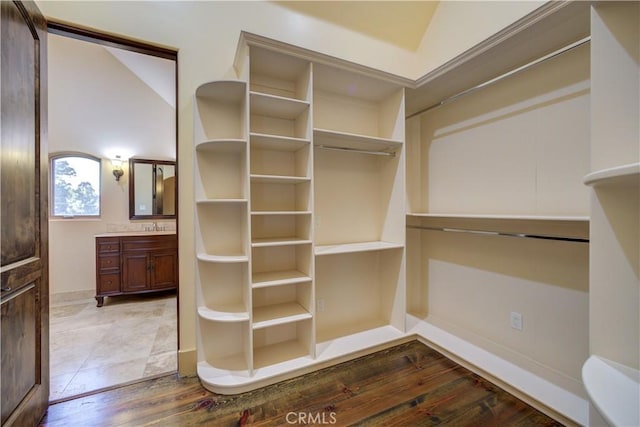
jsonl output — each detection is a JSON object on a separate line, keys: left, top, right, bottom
{"left": 251, "top": 211, "right": 312, "bottom": 216}
{"left": 314, "top": 128, "right": 402, "bottom": 153}
{"left": 196, "top": 139, "right": 246, "bottom": 152}
{"left": 250, "top": 92, "right": 309, "bottom": 119}
{"left": 583, "top": 162, "right": 640, "bottom": 187}
{"left": 197, "top": 199, "right": 248, "bottom": 205}
{"left": 250, "top": 132, "right": 310, "bottom": 152}
{"left": 250, "top": 174, "right": 310, "bottom": 184}
{"left": 251, "top": 238, "right": 312, "bottom": 248}
{"left": 407, "top": 213, "right": 590, "bottom": 222}
{"left": 315, "top": 241, "right": 404, "bottom": 256}
{"left": 582, "top": 356, "right": 640, "bottom": 427}
{"left": 253, "top": 340, "right": 311, "bottom": 371}
{"left": 198, "top": 305, "right": 250, "bottom": 322}
{"left": 253, "top": 302, "right": 312, "bottom": 329}
{"left": 252, "top": 270, "right": 312, "bottom": 288}
{"left": 197, "top": 253, "right": 249, "bottom": 263}
{"left": 198, "top": 357, "right": 250, "bottom": 379}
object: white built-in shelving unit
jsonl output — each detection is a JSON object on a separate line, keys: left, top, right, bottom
{"left": 194, "top": 3, "right": 637, "bottom": 424}
{"left": 581, "top": 3, "right": 639, "bottom": 426}
{"left": 195, "top": 37, "right": 407, "bottom": 392}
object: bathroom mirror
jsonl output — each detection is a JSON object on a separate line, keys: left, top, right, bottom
{"left": 129, "top": 158, "right": 176, "bottom": 219}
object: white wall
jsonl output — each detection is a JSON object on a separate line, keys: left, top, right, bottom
{"left": 38, "top": 0, "right": 541, "bottom": 376}
{"left": 48, "top": 33, "right": 175, "bottom": 295}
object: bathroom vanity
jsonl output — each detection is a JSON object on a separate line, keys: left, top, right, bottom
{"left": 94, "top": 232, "right": 177, "bottom": 307}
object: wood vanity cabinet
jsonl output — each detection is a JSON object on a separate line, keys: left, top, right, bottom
{"left": 95, "top": 234, "right": 177, "bottom": 307}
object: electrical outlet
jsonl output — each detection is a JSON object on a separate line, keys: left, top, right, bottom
{"left": 510, "top": 312, "right": 523, "bottom": 331}
{"left": 317, "top": 299, "right": 325, "bottom": 313}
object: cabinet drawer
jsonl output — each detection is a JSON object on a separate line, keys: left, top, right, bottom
{"left": 97, "top": 239, "right": 120, "bottom": 253}
{"left": 98, "top": 273, "right": 120, "bottom": 293}
{"left": 98, "top": 255, "right": 120, "bottom": 271}
{"left": 122, "top": 236, "right": 177, "bottom": 252}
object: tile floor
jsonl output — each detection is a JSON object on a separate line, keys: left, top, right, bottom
{"left": 49, "top": 291, "right": 177, "bottom": 402}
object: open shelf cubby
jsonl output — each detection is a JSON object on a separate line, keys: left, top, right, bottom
{"left": 198, "top": 319, "right": 251, "bottom": 372}
{"left": 249, "top": 46, "right": 311, "bottom": 101}
{"left": 313, "top": 63, "right": 404, "bottom": 141}
{"left": 195, "top": 142, "right": 247, "bottom": 200}
{"left": 252, "top": 282, "right": 312, "bottom": 329}
{"left": 251, "top": 213, "right": 311, "bottom": 247}
{"left": 195, "top": 80, "right": 247, "bottom": 141}
{"left": 251, "top": 180, "right": 311, "bottom": 213}
{"left": 253, "top": 319, "right": 314, "bottom": 370}
{"left": 315, "top": 248, "right": 404, "bottom": 343}
{"left": 250, "top": 144, "right": 310, "bottom": 178}
{"left": 197, "top": 261, "right": 249, "bottom": 321}
{"left": 196, "top": 202, "right": 247, "bottom": 258}
{"left": 314, "top": 144, "right": 404, "bottom": 247}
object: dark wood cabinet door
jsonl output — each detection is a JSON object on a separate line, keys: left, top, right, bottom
{"left": 0, "top": 1, "right": 49, "bottom": 425}
{"left": 122, "top": 253, "right": 151, "bottom": 292}
{"left": 150, "top": 251, "right": 177, "bottom": 289}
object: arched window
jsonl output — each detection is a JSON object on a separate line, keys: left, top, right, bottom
{"left": 50, "top": 153, "right": 101, "bottom": 217}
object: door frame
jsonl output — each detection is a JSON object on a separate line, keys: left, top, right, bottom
{"left": 45, "top": 20, "right": 181, "bottom": 367}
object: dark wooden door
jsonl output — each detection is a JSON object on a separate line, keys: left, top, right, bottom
{"left": 0, "top": 1, "right": 49, "bottom": 425}
{"left": 150, "top": 251, "right": 177, "bottom": 289}
{"left": 122, "top": 253, "right": 151, "bottom": 292}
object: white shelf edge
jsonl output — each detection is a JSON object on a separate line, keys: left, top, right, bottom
{"left": 314, "top": 127, "right": 403, "bottom": 146}
{"left": 249, "top": 90, "right": 309, "bottom": 105}
{"left": 196, "top": 199, "right": 248, "bottom": 204}
{"left": 250, "top": 174, "right": 310, "bottom": 184}
{"left": 195, "top": 79, "right": 246, "bottom": 100}
{"left": 250, "top": 132, "right": 310, "bottom": 144}
{"left": 196, "top": 253, "right": 248, "bottom": 263}
{"left": 250, "top": 91, "right": 310, "bottom": 119}
{"left": 252, "top": 302, "right": 312, "bottom": 330}
{"left": 196, "top": 138, "right": 246, "bottom": 151}
{"left": 583, "top": 162, "right": 640, "bottom": 186}
{"left": 198, "top": 306, "right": 250, "bottom": 323}
{"left": 315, "top": 241, "right": 404, "bottom": 256}
{"left": 582, "top": 355, "right": 640, "bottom": 427}
{"left": 251, "top": 211, "right": 312, "bottom": 216}
{"left": 252, "top": 270, "right": 312, "bottom": 288}
{"left": 251, "top": 238, "right": 312, "bottom": 248}
{"left": 407, "top": 213, "right": 590, "bottom": 222}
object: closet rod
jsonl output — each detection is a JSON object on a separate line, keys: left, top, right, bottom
{"left": 407, "top": 225, "right": 589, "bottom": 243}
{"left": 316, "top": 145, "right": 396, "bottom": 157}
{"left": 406, "top": 36, "right": 591, "bottom": 119}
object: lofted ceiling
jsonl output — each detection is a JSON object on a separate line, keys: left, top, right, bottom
{"left": 273, "top": 1, "right": 439, "bottom": 51}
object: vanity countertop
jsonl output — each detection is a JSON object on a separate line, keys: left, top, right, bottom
{"left": 95, "top": 231, "right": 176, "bottom": 238}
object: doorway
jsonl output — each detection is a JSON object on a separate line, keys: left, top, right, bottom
{"left": 46, "top": 23, "right": 179, "bottom": 402}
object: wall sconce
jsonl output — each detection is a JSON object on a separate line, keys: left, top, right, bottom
{"left": 111, "top": 155, "right": 124, "bottom": 182}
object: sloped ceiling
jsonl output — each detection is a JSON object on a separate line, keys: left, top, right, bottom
{"left": 104, "top": 46, "right": 175, "bottom": 108}
{"left": 274, "top": 1, "right": 439, "bottom": 51}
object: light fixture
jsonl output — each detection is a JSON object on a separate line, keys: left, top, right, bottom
{"left": 111, "top": 155, "right": 124, "bottom": 182}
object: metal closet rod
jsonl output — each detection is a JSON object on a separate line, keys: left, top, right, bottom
{"left": 407, "top": 225, "right": 589, "bottom": 243}
{"left": 406, "top": 36, "right": 592, "bottom": 119}
{"left": 316, "top": 145, "right": 396, "bottom": 157}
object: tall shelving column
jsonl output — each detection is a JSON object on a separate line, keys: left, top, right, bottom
{"left": 312, "top": 62, "right": 407, "bottom": 355}
{"left": 582, "top": 3, "right": 640, "bottom": 426}
{"left": 194, "top": 80, "right": 252, "bottom": 384}
{"left": 247, "top": 47, "right": 316, "bottom": 371}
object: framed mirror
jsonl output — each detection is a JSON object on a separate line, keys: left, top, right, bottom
{"left": 129, "top": 158, "right": 176, "bottom": 219}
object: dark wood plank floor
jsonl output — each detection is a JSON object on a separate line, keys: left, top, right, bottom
{"left": 40, "top": 341, "right": 563, "bottom": 426}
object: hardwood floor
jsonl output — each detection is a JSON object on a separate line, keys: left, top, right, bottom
{"left": 40, "top": 341, "right": 563, "bottom": 426}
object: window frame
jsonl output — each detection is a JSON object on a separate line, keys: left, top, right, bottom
{"left": 50, "top": 152, "right": 102, "bottom": 219}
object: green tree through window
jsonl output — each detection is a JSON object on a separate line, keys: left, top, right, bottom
{"left": 51, "top": 155, "right": 101, "bottom": 217}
